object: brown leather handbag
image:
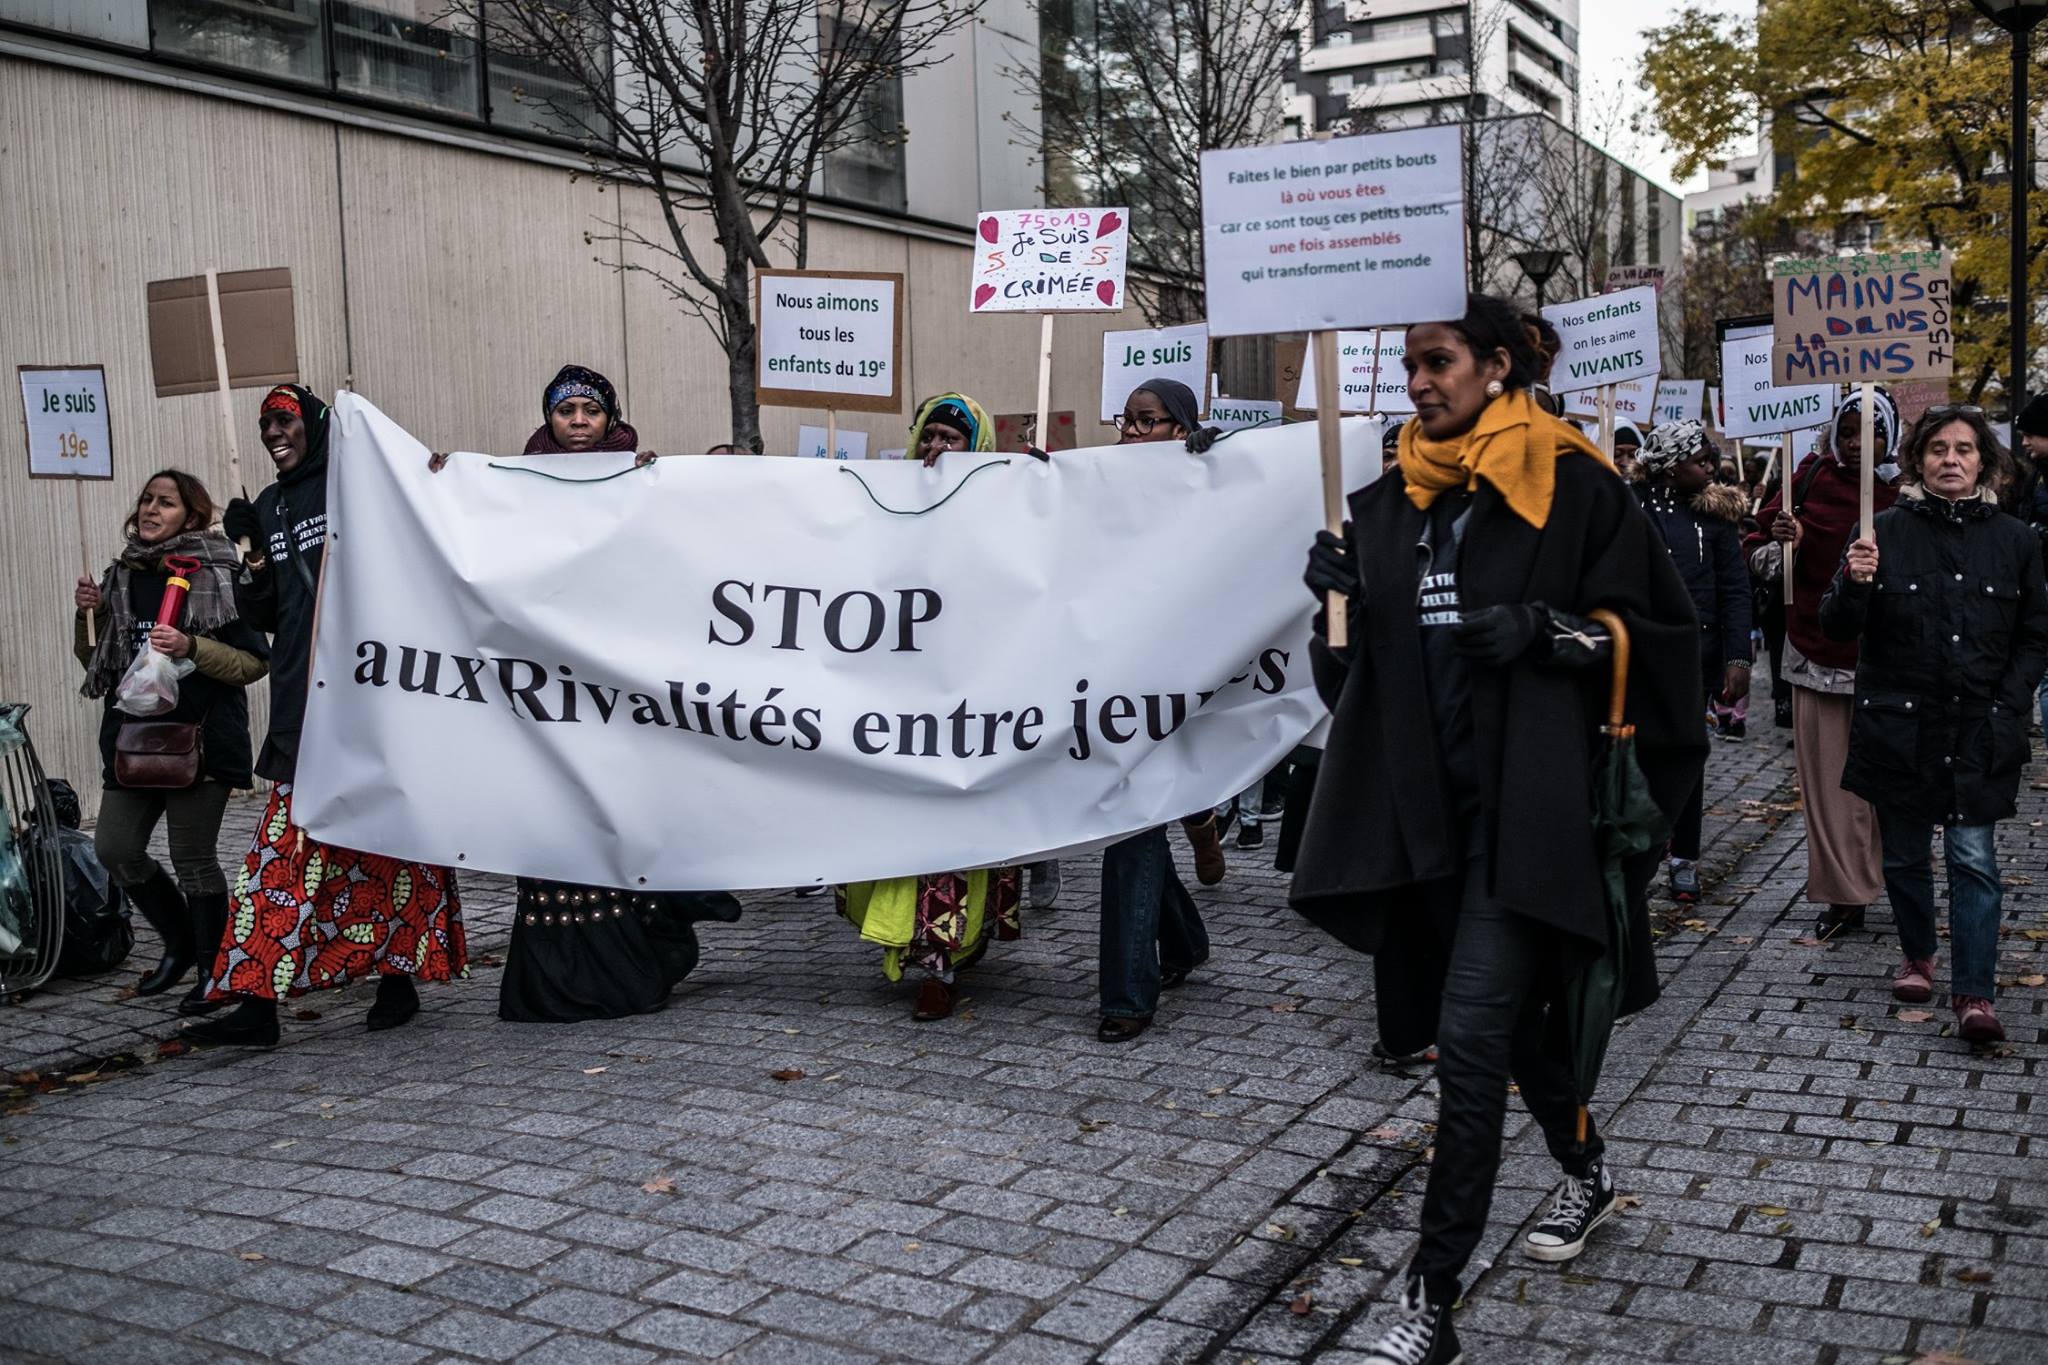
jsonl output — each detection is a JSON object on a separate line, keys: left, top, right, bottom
{"left": 114, "top": 721, "right": 203, "bottom": 789}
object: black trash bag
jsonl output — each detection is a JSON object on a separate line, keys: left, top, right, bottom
{"left": 42, "top": 823, "right": 134, "bottom": 978}
{"left": 43, "top": 778, "right": 83, "bottom": 830}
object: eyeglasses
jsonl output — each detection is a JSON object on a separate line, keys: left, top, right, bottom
{"left": 1113, "top": 413, "right": 1175, "bottom": 435}
{"left": 1922, "top": 404, "right": 1985, "bottom": 419}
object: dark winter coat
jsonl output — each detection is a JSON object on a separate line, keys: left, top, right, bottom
{"left": 1636, "top": 480, "right": 1753, "bottom": 674}
{"left": 239, "top": 447, "right": 328, "bottom": 783}
{"left": 1820, "top": 486, "right": 2048, "bottom": 825}
{"left": 1744, "top": 454, "right": 1896, "bottom": 672}
{"left": 2007, "top": 458, "right": 2048, "bottom": 575}
{"left": 1290, "top": 454, "right": 1708, "bottom": 1033}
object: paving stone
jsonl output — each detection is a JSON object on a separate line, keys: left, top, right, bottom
{"left": 409, "top": 1308, "right": 557, "bottom": 1361}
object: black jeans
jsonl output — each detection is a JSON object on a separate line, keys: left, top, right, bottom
{"left": 1099, "top": 825, "right": 1209, "bottom": 1018}
{"left": 1411, "top": 854, "right": 1602, "bottom": 1299}
{"left": 1670, "top": 658, "right": 1722, "bottom": 862}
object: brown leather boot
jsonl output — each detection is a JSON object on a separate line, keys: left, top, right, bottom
{"left": 1183, "top": 814, "right": 1227, "bottom": 886}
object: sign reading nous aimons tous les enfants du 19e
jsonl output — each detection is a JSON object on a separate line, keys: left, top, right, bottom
{"left": 1541, "top": 286, "right": 1660, "bottom": 392}
{"left": 1294, "top": 330, "right": 1415, "bottom": 413}
{"left": 972, "top": 208, "right": 1130, "bottom": 313}
{"left": 1099, "top": 323, "right": 1209, "bottom": 423}
{"left": 1770, "top": 250, "right": 1954, "bottom": 386}
{"left": 1720, "top": 321, "right": 1834, "bottom": 440}
{"left": 19, "top": 365, "right": 113, "bottom": 479}
{"left": 1198, "top": 125, "right": 1467, "bottom": 338}
{"left": 753, "top": 270, "right": 903, "bottom": 413}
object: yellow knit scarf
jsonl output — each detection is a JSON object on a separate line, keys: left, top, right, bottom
{"left": 1399, "top": 389, "right": 1613, "bottom": 529}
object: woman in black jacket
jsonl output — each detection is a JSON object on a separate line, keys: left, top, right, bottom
{"left": 1634, "top": 419, "right": 1753, "bottom": 901}
{"left": 73, "top": 470, "right": 267, "bottom": 1011}
{"left": 1820, "top": 408, "right": 2048, "bottom": 1046}
{"left": 1298, "top": 295, "right": 1703, "bottom": 1365}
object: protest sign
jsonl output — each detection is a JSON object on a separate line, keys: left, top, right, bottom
{"left": 1198, "top": 126, "right": 1465, "bottom": 339}
{"left": 294, "top": 394, "right": 1378, "bottom": 888}
{"left": 1719, "top": 323, "right": 1834, "bottom": 439}
{"left": 754, "top": 270, "right": 903, "bottom": 413}
{"left": 1100, "top": 323, "right": 1209, "bottom": 423}
{"left": 993, "top": 411, "right": 1079, "bottom": 453}
{"left": 1295, "top": 331, "right": 1414, "bottom": 414}
{"left": 1209, "top": 398, "right": 1283, "bottom": 432}
{"left": 1542, "top": 287, "right": 1660, "bottom": 391}
{"left": 1770, "top": 250, "right": 1953, "bottom": 385}
{"left": 971, "top": 208, "right": 1128, "bottom": 314}
{"left": 20, "top": 364, "right": 114, "bottom": 647}
{"left": 1605, "top": 265, "right": 1665, "bottom": 295}
{"left": 1653, "top": 379, "right": 1705, "bottom": 426}
{"left": 797, "top": 425, "right": 869, "bottom": 461}
{"left": 1565, "top": 375, "right": 1655, "bottom": 427}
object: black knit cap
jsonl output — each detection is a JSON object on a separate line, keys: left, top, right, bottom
{"left": 2018, "top": 394, "right": 2048, "bottom": 439}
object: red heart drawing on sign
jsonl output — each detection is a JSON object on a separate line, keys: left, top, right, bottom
{"left": 974, "top": 284, "right": 996, "bottom": 309}
{"left": 1095, "top": 210, "right": 1122, "bottom": 238}
{"left": 978, "top": 217, "right": 999, "bottom": 244}
{"left": 1096, "top": 279, "right": 1117, "bottom": 307}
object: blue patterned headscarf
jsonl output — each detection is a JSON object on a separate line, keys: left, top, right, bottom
{"left": 543, "top": 364, "right": 619, "bottom": 425}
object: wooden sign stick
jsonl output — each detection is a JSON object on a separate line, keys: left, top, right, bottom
{"left": 203, "top": 268, "right": 252, "bottom": 558}
{"left": 1033, "top": 314, "right": 1055, "bottom": 453}
{"left": 75, "top": 483, "right": 96, "bottom": 648}
{"left": 1783, "top": 432, "right": 1796, "bottom": 608}
{"left": 1312, "top": 329, "right": 1348, "bottom": 648}
{"left": 826, "top": 408, "right": 838, "bottom": 462}
{"left": 1599, "top": 384, "right": 1616, "bottom": 459}
{"left": 1857, "top": 381, "right": 1875, "bottom": 542}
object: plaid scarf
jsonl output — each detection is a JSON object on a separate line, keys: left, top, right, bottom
{"left": 81, "top": 528, "right": 244, "bottom": 699}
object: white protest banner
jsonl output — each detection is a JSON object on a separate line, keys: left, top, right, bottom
{"left": 1100, "top": 323, "right": 1208, "bottom": 423}
{"left": 1565, "top": 375, "right": 1656, "bottom": 427}
{"left": 20, "top": 366, "right": 113, "bottom": 479}
{"left": 754, "top": 270, "right": 904, "bottom": 412}
{"left": 1198, "top": 126, "right": 1465, "bottom": 338}
{"left": 1770, "top": 250, "right": 1954, "bottom": 386}
{"left": 1719, "top": 323, "right": 1834, "bottom": 439}
{"left": 1654, "top": 380, "right": 1705, "bottom": 426}
{"left": 1208, "top": 398, "right": 1283, "bottom": 432}
{"left": 1542, "top": 287, "right": 1660, "bottom": 392}
{"left": 1294, "top": 331, "right": 1415, "bottom": 414}
{"left": 971, "top": 208, "right": 1129, "bottom": 313}
{"left": 294, "top": 394, "right": 1377, "bottom": 889}
{"left": 797, "top": 426, "right": 869, "bottom": 461}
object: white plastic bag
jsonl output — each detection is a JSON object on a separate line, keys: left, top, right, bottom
{"left": 113, "top": 647, "right": 195, "bottom": 718}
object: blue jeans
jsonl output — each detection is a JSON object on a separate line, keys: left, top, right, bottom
{"left": 2036, "top": 671, "right": 2048, "bottom": 737}
{"left": 1099, "top": 826, "right": 1208, "bottom": 1018}
{"left": 1877, "top": 813, "right": 2002, "bottom": 999}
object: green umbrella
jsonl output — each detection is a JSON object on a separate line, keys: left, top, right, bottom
{"left": 1563, "top": 609, "right": 1670, "bottom": 1143}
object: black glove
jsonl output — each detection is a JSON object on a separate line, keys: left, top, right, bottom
{"left": 1536, "top": 607, "right": 1612, "bottom": 671}
{"left": 222, "top": 497, "right": 261, "bottom": 546}
{"left": 1185, "top": 426, "right": 1224, "bottom": 455}
{"left": 1305, "top": 527, "right": 1359, "bottom": 603}
{"left": 1453, "top": 604, "right": 1544, "bottom": 667}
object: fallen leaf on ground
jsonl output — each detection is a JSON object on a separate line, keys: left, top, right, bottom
{"left": 903, "top": 1241, "right": 921, "bottom": 1252}
{"left": 581, "top": 1066, "right": 608, "bottom": 1075}
{"left": 1288, "top": 1292, "right": 1313, "bottom": 1315}
{"left": 2017, "top": 975, "right": 2046, "bottom": 988}
{"left": 640, "top": 1175, "right": 676, "bottom": 1194}
{"left": 237, "top": 1252, "right": 266, "bottom": 1262}
{"left": 1776, "top": 1220, "right": 1795, "bottom": 1235}
{"left": 1514, "top": 1278, "right": 1529, "bottom": 1304}
{"left": 269, "top": 1139, "right": 296, "bottom": 1150}
{"left": 1614, "top": 1193, "right": 1643, "bottom": 1210}
{"left": 1206, "top": 1086, "right": 1226, "bottom": 1096}
{"left": 64, "top": 1071, "right": 100, "bottom": 1084}
{"left": 1269, "top": 1000, "right": 1300, "bottom": 1013}
{"left": 1112, "top": 1206, "right": 1128, "bottom": 1217}
{"left": 1897, "top": 1010, "right": 1934, "bottom": 1023}
{"left": 1792, "top": 936, "right": 1827, "bottom": 948}
{"left": 1953, "top": 1267, "right": 1993, "bottom": 1285}
{"left": 769, "top": 1069, "right": 805, "bottom": 1082}
{"left": 2021, "top": 929, "right": 2048, "bottom": 942}
{"left": 1364, "top": 1125, "right": 1403, "bottom": 1140}
{"left": 1337, "top": 1257, "right": 1364, "bottom": 1267}
{"left": 1732, "top": 936, "right": 1756, "bottom": 946}
{"left": 1562, "top": 1272, "right": 1597, "bottom": 1286}
{"left": 1756, "top": 1205, "right": 1789, "bottom": 1217}
{"left": 7, "top": 1072, "right": 37, "bottom": 1086}
{"left": 1920, "top": 1218, "right": 1941, "bottom": 1237}
{"left": 1265, "top": 1223, "right": 1296, "bottom": 1241}
{"left": 155, "top": 1039, "right": 189, "bottom": 1059}
{"left": 1078, "top": 1119, "right": 1108, "bottom": 1133}
{"left": 114, "top": 987, "right": 139, "bottom": 1001}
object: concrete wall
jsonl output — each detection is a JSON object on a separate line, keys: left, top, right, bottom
{"left": 0, "top": 55, "right": 1123, "bottom": 814}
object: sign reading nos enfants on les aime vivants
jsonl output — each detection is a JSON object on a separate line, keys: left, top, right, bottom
{"left": 1770, "top": 250, "right": 1953, "bottom": 385}
{"left": 1541, "top": 286, "right": 1660, "bottom": 391}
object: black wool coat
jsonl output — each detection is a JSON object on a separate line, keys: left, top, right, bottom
{"left": 1820, "top": 487, "right": 2048, "bottom": 825}
{"left": 239, "top": 451, "right": 329, "bottom": 783}
{"left": 1290, "top": 455, "right": 1707, "bottom": 1032}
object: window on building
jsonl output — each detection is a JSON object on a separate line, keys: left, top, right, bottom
{"left": 1647, "top": 196, "right": 1662, "bottom": 266}
{"left": 332, "top": 2, "right": 481, "bottom": 116}
{"left": 1326, "top": 30, "right": 1352, "bottom": 46}
{"left": 150, "top": 0, "right": 327, "bottom": 87}
{"left": 821, "top": 15, "right": 908, "bottom": 213}
{"left": 1435, "top": 11, "right": 1467, "bottom": 35}
{"left": 1328, "top": 73, "right": 1354, "bottom": 94}
{"left": 481, "top": 0, "right": 611, "bottom": 140}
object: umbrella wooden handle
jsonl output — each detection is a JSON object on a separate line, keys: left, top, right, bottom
{"left": 1588, "top": 608, "right": 1630, "bottom": 732}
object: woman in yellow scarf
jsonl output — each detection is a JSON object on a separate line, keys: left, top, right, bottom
{"left": 1292, "top": 294, "right": 1706, "bottom": 1365}
{"left": 838, "top": 392, "right": 1020, "bottom": 1020}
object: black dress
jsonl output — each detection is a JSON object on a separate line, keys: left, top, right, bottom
{"left": 498, "top": 880, "right": 741, "bottom": 1023}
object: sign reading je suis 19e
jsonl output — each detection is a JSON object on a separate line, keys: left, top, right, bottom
{"left": 1770, "top": 250, "right": 1953, "bottom": 386}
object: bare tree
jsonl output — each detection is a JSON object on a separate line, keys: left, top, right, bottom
{"left": 1026, "top": 0, "right": 1299, "bottom": 324}
{"left": 461, "top": 0, "right": 980, "bottom": 449}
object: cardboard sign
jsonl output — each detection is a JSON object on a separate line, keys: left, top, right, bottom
{"left": 1564, "top": 374, "right": 1656, "bottom": 426}
{"left": 972, "top": 209, "right": 1128, "bottom": 313}
{"left": 1605, "top": 265, "right": 1666, "bottom": 295}
{"left": 796, "top": 425, "right": 869, "bottom": 461}
{"left": 1720, "top": 322, "right": 1835, "bottom": 439}
{"left": 1199, "top": 126, "right": 1466, "bottom": 338}
{"left": 19, "top": 365, "right": 113, "bottom": 479}
{"left": 1209, "top": 398, "right": 1284, "bottom": 432}
{"left": 1294, "top": 330, "right": 1414, "bottom": 413}
{"left": 755, "top": 270, "right": 904, "bottom": 413}
{"left": 1542, "top": 287, "right": 1659, "bottom": 391}
{"left": 145, "top": 268, "right": 297, "bottom": 397}
{"left": 993, "top": 411, "right": 1079, "bottom": 452}
{"left": 1101, "top": 323, "right": 1209, "bottom": 423}
{"left": 1770, "top": 250, "right": 1954, "bottom": 385}
{"left": 1653, "top": 380, "right": 1705, "bottom": 426}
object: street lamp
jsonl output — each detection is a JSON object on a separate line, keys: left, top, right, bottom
{"left": 1969, "top": 0, "right": 2048, "bottom": 417}
{"left": 1514, "top": 249, "right": 1568, "bottom": 309}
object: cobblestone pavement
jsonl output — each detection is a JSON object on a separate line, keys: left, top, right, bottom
{"left": 2, "top": 672, "right": 2044, "bottom": 1364}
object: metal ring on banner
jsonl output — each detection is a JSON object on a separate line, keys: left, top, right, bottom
{"left": 837, "top": 459, "right": 1011, "bottom": 516}
{"left": 485, "top": 460, "right": 652, "bottom": 485}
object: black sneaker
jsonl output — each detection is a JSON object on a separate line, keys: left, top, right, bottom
{"left": 1668, "top": 861, "right": 1700, "bottom": 903}
{"left": 1236, "top": 820, "right": 1265, "bottom": 849}
{"left": 1524, "top": 1160, "right": 1617, "bottom": 1262}
{"left": 1361, "top": 1277, "right": 1462, "bottom": 1365}
{"left": 1813, "top": 904, "right": 1866, "bottom": 940}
